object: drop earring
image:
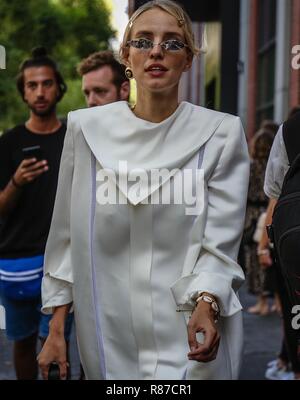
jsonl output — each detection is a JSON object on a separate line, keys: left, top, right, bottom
{"left": 125, "top": 67, "right": 133, "bottom": 80}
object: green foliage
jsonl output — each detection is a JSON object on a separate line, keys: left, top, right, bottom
{"left": 0, "top": 0, "right": 115, "bottom": 132}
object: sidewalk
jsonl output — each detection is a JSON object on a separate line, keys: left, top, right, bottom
{"left": 239, "top": 284, "right": 282, "bottom": 379}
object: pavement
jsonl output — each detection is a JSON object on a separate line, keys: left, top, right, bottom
{"left": 239, "top": 284, "right": 282, "bottom": 380}
{"left": 0, "top": 284, "right": 282, "bottom": 380}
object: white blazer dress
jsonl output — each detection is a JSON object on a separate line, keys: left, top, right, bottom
{"left": 41, "top": 101, "right": 250, "bottom": 380}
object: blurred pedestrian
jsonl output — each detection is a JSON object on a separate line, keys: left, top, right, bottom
{"left": 77, "top": 50, "right": 130, "bottom": 107}
{"left": 244, "top": 128, "right": 275, "bottom": 315}
{"left": 259, "top": 108, "right": 300, "bottom": 380}
{"left": 0, "top": 47, "right": 73, "bottom": 380}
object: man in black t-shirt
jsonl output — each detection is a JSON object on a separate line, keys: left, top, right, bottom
{"left": 0, "top": 47, "right": 73, "bottom": 380}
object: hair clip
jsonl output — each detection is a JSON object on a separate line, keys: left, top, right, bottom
{"left": 178, "top": 18, "right": 185, "bottom": 27}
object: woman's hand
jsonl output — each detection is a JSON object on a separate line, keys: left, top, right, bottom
{"left": 187, "top": 300, "right": 220, "bottom": 363}
{"left": 37, "top": 332, "right": 68, "bottom": 380}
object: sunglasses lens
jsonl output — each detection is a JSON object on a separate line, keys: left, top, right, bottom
{"left": 163, "top": 40, "right": 184, "bottom": 51}
{"left": 136, "top": 39, "right": 152, "bottom": 49}
{"left": 129, "top": 39, "right": 187, "bottom": 51}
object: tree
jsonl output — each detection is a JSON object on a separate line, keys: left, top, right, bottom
{"left": 0, "top": 0, "right": 115, "bottom": 131}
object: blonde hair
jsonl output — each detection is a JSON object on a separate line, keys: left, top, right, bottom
{"left": 120, "top": 0, "right": 202, "bottom": 63}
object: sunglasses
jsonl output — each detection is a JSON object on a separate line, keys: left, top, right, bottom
{"left": 127, "top": 38, "right": 189, "bottom": 52}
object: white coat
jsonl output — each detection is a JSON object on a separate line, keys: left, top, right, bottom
{"left": 42, "top": 101, "right": 250, "bottom": 380}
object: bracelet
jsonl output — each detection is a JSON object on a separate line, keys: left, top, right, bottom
{"left": 257, "top": 248, "right": 270, "bottom": 256}
{"left": 195, "top": 294, "right": 220, "bottom": 322}
{"left": 11, "top": 176, "right": 22, "bottom": 189}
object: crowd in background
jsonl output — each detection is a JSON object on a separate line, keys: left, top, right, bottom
{"left": 242, "top": 106, "right": 300, "bottom": 380}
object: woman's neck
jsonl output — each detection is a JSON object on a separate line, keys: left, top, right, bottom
{"left": 133, "top": 90, "right": 180, "bottom": 123}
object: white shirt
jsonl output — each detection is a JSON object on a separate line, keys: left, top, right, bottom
{"left": 264, "top": 126, "right": 290, "bottom": 199}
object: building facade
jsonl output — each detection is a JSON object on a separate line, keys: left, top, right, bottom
{"left": 241, "top": 0, "right": 300, "bottom": 137}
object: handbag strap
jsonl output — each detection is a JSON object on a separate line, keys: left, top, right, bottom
{"left": 282, "top": 112, "right": 300, "bottom": 165}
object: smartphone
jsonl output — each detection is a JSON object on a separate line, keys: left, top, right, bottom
{"left": 22, "top": 145, "right": 44, "bottom": 161}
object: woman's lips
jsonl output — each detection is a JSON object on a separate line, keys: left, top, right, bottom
{"left": 145, "top": 64, "right": 168, "bottom": 78}
{"left": 146, "top": 64, "right": 167, "bottom": 78}
{"left": 146, "top": 69, "right": 167, "bottom": 78}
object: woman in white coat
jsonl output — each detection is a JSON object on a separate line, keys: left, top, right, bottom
{"left": 38, "top": 0, "right": 250, "bottom": 380}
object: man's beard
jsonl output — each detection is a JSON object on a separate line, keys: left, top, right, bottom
{"left": 29, "top": 100, "right": 57, "bottom": 117}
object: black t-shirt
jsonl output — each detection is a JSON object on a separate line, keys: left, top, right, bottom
{"left": 0, "top": 123, "right": 66, "bottom": 258}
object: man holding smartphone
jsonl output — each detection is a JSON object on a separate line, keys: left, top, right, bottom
{"left": 0, "top": 47, "right": 73, "bottom": 380}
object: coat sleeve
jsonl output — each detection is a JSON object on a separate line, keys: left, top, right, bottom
{"left": 171, "top": 116, "right": 250, "bottom": 317}
{"left": 41, "top": 112, "right": 75, "bottom": 314}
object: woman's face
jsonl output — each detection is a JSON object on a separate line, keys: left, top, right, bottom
{"left": 125, "top": 8, "right": 193, "bottom": 94}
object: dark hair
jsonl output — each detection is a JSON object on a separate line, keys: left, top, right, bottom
{"left": 288, "top": 105, "right": 300, "bottom": 119}
{"left": 259, "top": 120, "right": 279, "bottom": 136}
{"left": 251, "top": 129, "right": 274, "bottom": 160}
{"left": 77, "top": 51, "right": 129, "bottom": 90}
{"left": 16, "top": 47, "right": 67, "bottom": 102}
